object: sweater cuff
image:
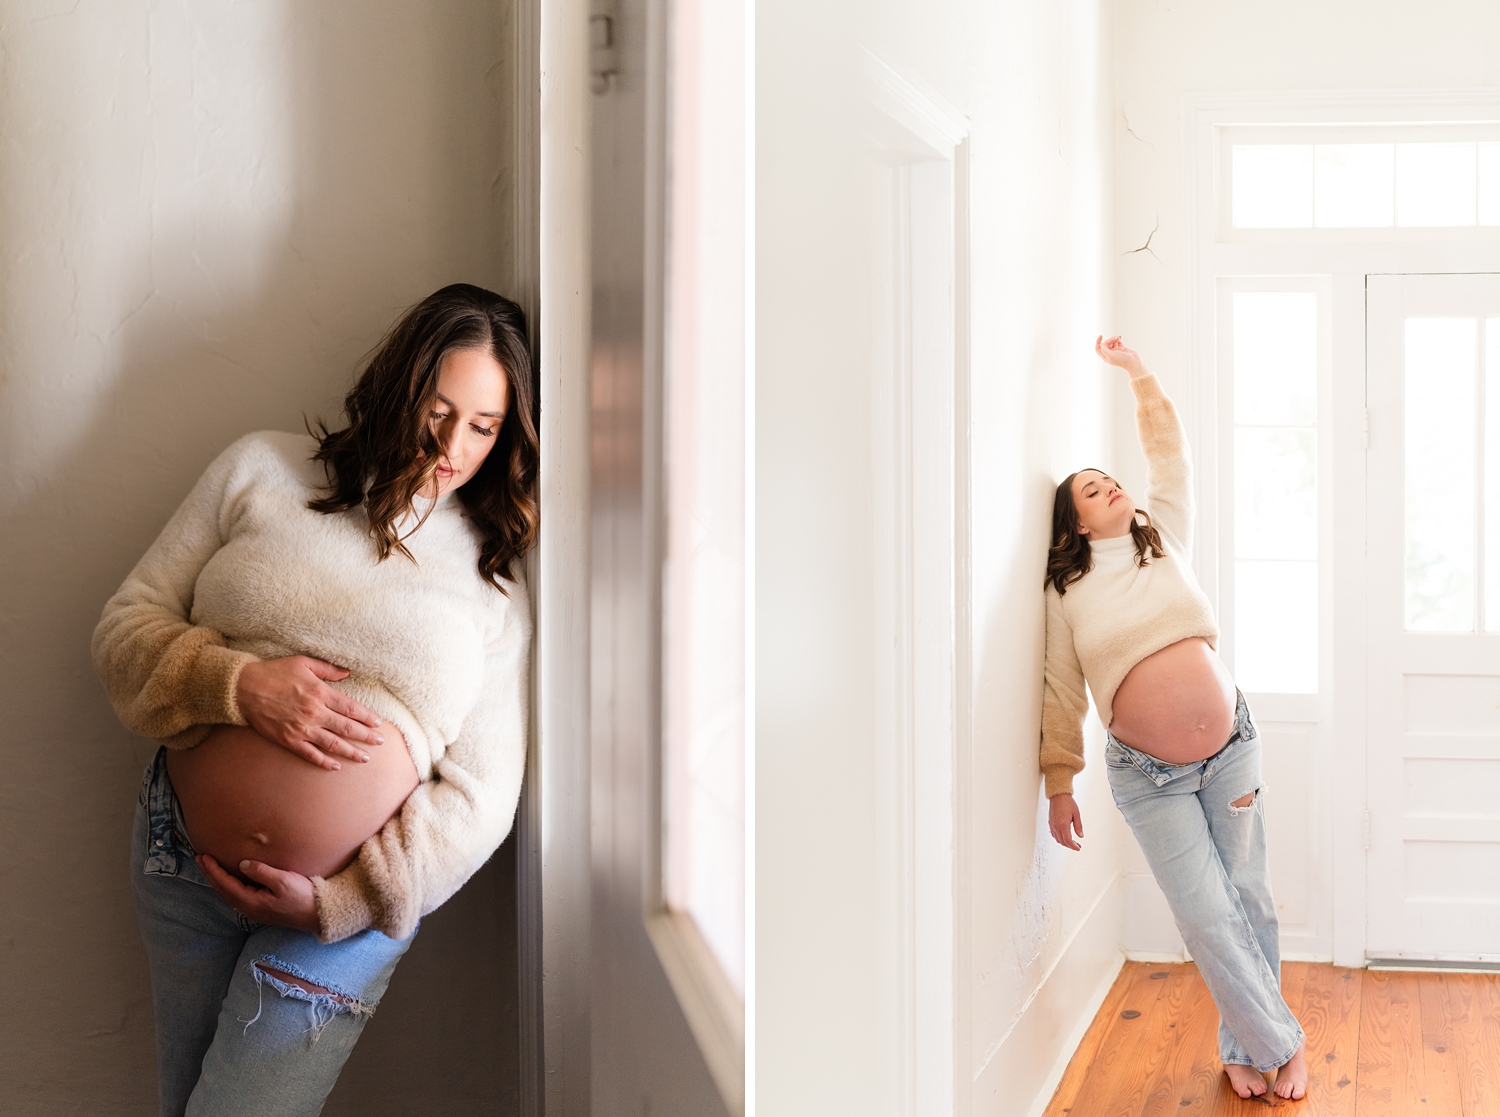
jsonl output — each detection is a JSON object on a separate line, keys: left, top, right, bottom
{"left": 1043, "top": 766, "right": 1077, "bottom": 799}
{"left": 181, "top": 644, "right": 257, "bottom": 733}
{"left": 1128, "top": 373, "right": 1164, "bottom": 403}
{"left": 313, "top": 864, "right": 379, "bottom": 943}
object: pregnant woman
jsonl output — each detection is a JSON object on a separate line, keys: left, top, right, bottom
{"left": 93, "top": 284, "right": 537, "bottom": 1116}
{"left": 1040, "top": 336, "right": 1307, "bottom": 1102}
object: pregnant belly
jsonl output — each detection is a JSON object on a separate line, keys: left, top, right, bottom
{"left": 165, "top": 724, "right": 420, "bottom": 882}
{"left": 1108, "top": 637, "right": 1237, "bottom": 765}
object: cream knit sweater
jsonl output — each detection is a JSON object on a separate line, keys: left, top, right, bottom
{"left": 1039, "top": 375, "right": 1218, "bottom": 798}
{"left": 93, "top": 432, "right": 531, "bottom": 942}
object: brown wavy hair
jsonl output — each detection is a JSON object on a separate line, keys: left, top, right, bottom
{"left": 308, "top": 284, "right": 538, "bottom": 591}
{"left": 1044, "top": 469, "right": 1164, "bottom": 595}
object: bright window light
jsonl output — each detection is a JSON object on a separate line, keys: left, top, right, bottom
{"left": 1233, "top": 292, "right": 1318, "bottom": 425}
{"left": 1396, "top": 143, "right": 1478, "bottom": 227}
{"left": 1314, "top": 144, "right": 1393, "bottom": 227}
{"left": 1233, "top": 146, "right": 1313, "bottom": 228}
{"left": 1235, "top": 428, "right": 1317, "bottom": 561}
{"left": 1405, "top": 317, "right": 1476, "bottom": 632}
{"left": 1235, "top": 560, "right": 1318, "bottom": 692}
{"left": 1232, "top": 291, "right": 1318, "bottom": 693}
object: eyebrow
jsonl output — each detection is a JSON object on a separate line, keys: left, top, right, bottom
{"left": 436, "top": 392, "right": 506, "bottom": 419}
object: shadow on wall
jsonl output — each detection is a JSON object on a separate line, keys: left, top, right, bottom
{"left": 0, "top": 4, "right": 521, "bottom": 1113}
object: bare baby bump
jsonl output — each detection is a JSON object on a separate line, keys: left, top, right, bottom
{"left": 1109, "top": 637, "right": 1237, "bottom": 765}
{"left": 166, "top": 722, "right": 420, "bottom": 882}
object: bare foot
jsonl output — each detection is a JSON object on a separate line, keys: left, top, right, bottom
{"left": 1274, "top": 1043, "right": 1308, "bottom": 1100}
{"left": 1225, "top": 1062, "right": 1269, "bottom": 1099}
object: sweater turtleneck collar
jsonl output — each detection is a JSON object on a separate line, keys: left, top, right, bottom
{"left": 1088, "top": 533, "right": 1136, "bottom": 557}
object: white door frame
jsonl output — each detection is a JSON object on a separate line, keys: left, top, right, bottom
{"left": 1184, "top": 89, "right": 1500, "bottom": 969}
{"left": 861, "top": 47, "right": 972, "bottom": 1117}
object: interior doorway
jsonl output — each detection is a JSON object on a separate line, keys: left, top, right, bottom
{"left": 1365, "top": 272, "right": 1500, "bottom": 964}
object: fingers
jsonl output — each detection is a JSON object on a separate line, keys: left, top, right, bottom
{"left": 303, "top": 657, "right": 352, "bottom": 681}
{"left": 198, "top": 855, "right": 260, "bottom": 907}
{"left": 238, "top": 859, "right": 294, "bottom": 892}
{"left": 285, "top": 737, "right": 343, "bottom": 771}
{"left": 325, "top": 690, "right": 382, "bottom": 729}
{"left": 310, "top": 728, "right": 369, "bottom": 764}
{"left": 324, "top": 710, "right": 383, "bottom": 746}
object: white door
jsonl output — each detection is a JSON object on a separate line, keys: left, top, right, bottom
{"left": 1366, "top": 272, "right": 1500, "bottom": 962}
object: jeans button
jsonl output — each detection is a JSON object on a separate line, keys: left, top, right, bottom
{"left": 155, "top": 839, "right": 164, "bottom": 847}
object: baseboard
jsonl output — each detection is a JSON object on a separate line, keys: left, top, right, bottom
{"left": 971, "top": 872, "right": 1124, "bottom": 1117}
{"left": 1019, "top": 947, "right": 1126, "bottom": 1117}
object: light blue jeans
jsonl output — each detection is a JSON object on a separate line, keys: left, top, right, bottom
{"left": 1105, "top": 694, "right": 1304, "bottom": 1072}
{"left": 130, "top": 748, "right": 415, "bottom": 1117}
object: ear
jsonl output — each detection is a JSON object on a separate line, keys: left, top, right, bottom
{"left": 1077, "top": 524, "right": 1089, "bottom": 536}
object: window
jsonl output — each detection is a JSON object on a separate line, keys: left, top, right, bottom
{"left": 1222, "top": 287, "right": 1322, "bottom": 693}
{"left": 1232, "top": 139, "right": 1500, "bottom": 229}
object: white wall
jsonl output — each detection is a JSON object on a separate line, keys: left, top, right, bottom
{"left": 756, "top": 1, "right": 1129, "bottom": 1113}
{"left": 0, "top": 3, "right": 521, "bottom": 1111}
{"left": 1111, "top": 0, "right": 1500, "bottom": 961}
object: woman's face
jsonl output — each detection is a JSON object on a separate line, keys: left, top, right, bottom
{"left": 1069, "top": 469, "right": 1136, "bottom": 540}
{"left": 427, "top": 346, "right": 511, "bottom": 497}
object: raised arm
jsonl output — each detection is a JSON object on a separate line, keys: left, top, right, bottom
{"left": 1095, "top": 335, "right": 1193, "bottom": 554}
{"left": 311, "top": 594, "right": 533, "bottom": 942}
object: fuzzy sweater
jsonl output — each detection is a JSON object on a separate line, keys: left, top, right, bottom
{"left": 93, "top": 432, "right": 531, "bottom": 942}
{"left": 1039, "top": 375, "right": 1218, "bottom": 798}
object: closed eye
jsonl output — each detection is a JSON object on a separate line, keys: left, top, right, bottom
{"left": 471, "top": 424, "right": 496, "bottom": 437}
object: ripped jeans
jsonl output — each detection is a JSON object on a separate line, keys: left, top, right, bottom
{"left": 131, "top": 748, "right": 414, "bottom": 1117}
{"left": 1106, "top": 693, "right": 1304, "bottom": 1073}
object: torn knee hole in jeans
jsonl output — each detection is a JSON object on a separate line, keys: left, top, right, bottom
{"left": 240, "top": 958, "right": 375, "bottom": 1044}
{"left": 1229, "top": 788, "right": 1262, "bottom": 814}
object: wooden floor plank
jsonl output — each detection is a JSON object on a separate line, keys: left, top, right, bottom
{"left": 1091, "top": 963, "right": 1200, "bottom": 1117}
{"left": 1446, "top": 972, "right": 1500, "bottom": 1117}
{"left": 1285, "top": 963, "right": 1362, "bottom": 1115}
{"left": 1045, "top": 965, "right": 1489, "bottom": 1117}
{"left": 1355, "top": 969, "right": 1423, "bottom": 1117}
{"left": 1136, "top": 964, "right": 1223, "bottom": 1117}
{"left": 1042, "top": 962, "right": 1155, "bottom": 1117}
{"left": 1416, "top": 968, "right": 1465, "bottom": 1116}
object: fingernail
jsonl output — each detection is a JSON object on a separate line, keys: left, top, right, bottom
{"left": 240, "top": 860, "right": 252, "bottom": 871}
{"left": 360, "top": 754, "right": 370, "bottom": 763}
{"left": 376, "top": 735, "right": 385, "bottom": 745}
{"left": 331, "top": 762, "right": 341, "bottom": 771}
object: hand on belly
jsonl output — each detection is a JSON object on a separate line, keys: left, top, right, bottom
{"left": 1108, "top": 637, "right": 1237, "bottom": 765}
{"left": 166, "top": 723, "right": 420, "bottom": 882}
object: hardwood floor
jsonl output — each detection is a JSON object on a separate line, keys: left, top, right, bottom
{"left": 1042, "top": 961, "right": 1500, "bottom": 1115}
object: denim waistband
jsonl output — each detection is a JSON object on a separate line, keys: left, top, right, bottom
{"left": 139, "top": 746, "right": 197, "bottom": 878}
{"left": 1106, "top": 690, "right": 1255, "bottom": 782}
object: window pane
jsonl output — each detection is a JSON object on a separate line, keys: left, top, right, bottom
{"left": 1236, "top": 428, "right": 1317, "bottom": 561}
{"left": 1236, "top": 560, "right": 1317, "bottom": 692}
{"left": 1406, "top": 317, "right": 1476, "bottom": 632}
{"left": 1314, "top": 144, "right": 1393, "bottom": 227}
{"left": 1487, "top": 319, "right": 1500, "bottom": 631}
{"left": 1397, "top": 142, "right": 1478, "bottom": 227}
{"left": 1233, "top": 145, "right": 1313, "bottom": 228}
{"left": 1480, "top": 143, "right": 1500, "bottom": 226}
{"left": 1233, "top": 292, "right": 1318, "bottom": 425}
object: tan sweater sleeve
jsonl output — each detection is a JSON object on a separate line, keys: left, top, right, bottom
{"left": 91, "top": 442, "right": 259, "bottom": 747}
{"left": 1130, "top": 374, "right": 1193, "bottom": 555}
{"left": 313, "top": 589, "right": 533, "bottom": 943}
{"left": 1040, "top": 587, "right": 1089, "bottom": 798}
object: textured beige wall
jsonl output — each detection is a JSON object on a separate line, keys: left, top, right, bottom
{"left": 0, "top": 2, "right": 520, "bottom": 1111}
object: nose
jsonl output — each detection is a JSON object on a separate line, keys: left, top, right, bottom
{"left": 437, "top": 422, "right": 460, "bottom": 461}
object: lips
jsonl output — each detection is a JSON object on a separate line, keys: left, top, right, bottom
{"left": 1109, "top": 494, "right": 1122, "bottom": 505}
